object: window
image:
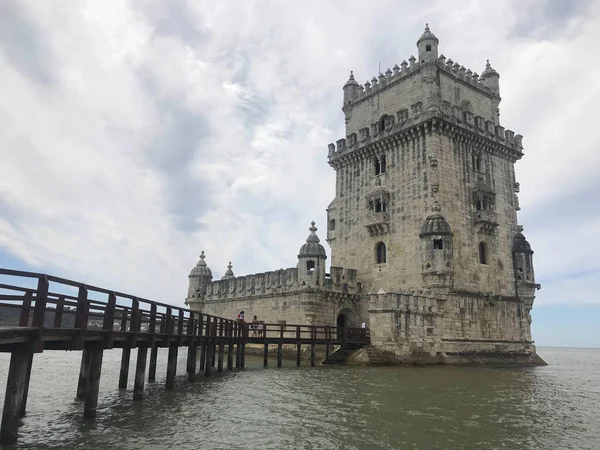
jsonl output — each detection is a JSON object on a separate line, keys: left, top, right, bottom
{"left": 306, "top": 260, "right": 315, "bottom": 271}
{"left": 433, "top": 239, "right": 443, "bottom": 250}
{"left": 375, "top": 200, "right": 382, "bottom": 213}
{"left": 478, "top": 242, "right": 488, "bottom": 265}
{"left": 373, "top": 157, "right": 381, "bottom": 175}
{"left": 328, "top": 219, "right": 336, "bottom": 231}
{"left": 426, "top": 45, "right": 432, "bottom": 52}
{"left": 376, "top": 242, "right": 387, "bottom": 264}
{"left": 379, "top": 115, "right": 387, "bottom": 132}
{"left": 472, "top": 153, "right": 482, "bottom": 172}
{"left": 380, "top": 154, "right": 387, "bottom": 173}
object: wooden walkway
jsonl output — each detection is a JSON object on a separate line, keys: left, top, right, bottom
{"left": 0, "top": 268, "right": 369, "bottom": 444}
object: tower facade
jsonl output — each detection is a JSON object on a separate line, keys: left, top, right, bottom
{"left": 326, "top": 25, "right": 543, "bottom": 364}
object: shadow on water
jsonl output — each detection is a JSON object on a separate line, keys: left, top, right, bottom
{"left": 0, "top": 347, "right": 599, "bottom": 449}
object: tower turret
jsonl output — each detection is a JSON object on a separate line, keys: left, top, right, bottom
{"left": 419, "top": 202, "right": 454, "bottom": 292}
{"left": 187, "top": 251, "right": 213, "bottom": 299}
{"left": 513, "top": 226, "right": 539, "bottom": 330}
{"left": 342, "top": 71, "right": 359, "bottom": 124}
{"left": 297, "top": 221, "right": 327, "bottom": 288}
{"left": 480, "top": 60, "right": 501, "bottom": 123}
{"left": 417, "top": 23, "right": 439, "bottom": 64}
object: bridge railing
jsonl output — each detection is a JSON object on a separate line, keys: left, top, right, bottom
{"left": 0, "top": 268, "right": 241, "bottom": 341}
{"left": 245, "top": 321, "right": 369, "bottom": 343}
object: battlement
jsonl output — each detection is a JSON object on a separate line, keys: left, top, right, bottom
{"left": 187, "top": 266, "right": 361, "bottom": 304}
{"left": 327, "top": 107, "right": 523, "bottom": 166}
{"left": 348, "top": 55, "right": 492, "bottom": 109}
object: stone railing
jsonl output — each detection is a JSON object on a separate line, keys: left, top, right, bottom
{"left": 365, "top": 211, "right": 390, "bottom": 237}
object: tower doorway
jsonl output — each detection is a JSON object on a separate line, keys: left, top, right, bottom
{"left": 336, "top": 313, "right": 347, "bottom": 328}
{"left": 336, "top": 308, "right": 355, "bottom": 339}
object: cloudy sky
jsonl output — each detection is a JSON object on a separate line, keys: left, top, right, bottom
{"left": 0, "top": 0, "right": 598, "bottom": 347}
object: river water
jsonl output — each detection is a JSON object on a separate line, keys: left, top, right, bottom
{"left": 0, "top": 347, "right": 598, "bottom": 450}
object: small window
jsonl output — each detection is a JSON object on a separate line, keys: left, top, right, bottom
{"left": 375, "top": 200, "right": 382, "bottom": 213}
{"left": 376, "top": 242, "right": 387, "bottom": 264}
{"left": 479, "top": 242, "right": 488, "bottom": 265}
{"left": 433, "top": 239, "right": 443, "bottom": 250}
{"left": 475, "top": 155, "right": 482, "bottom": 172}
{"left": 426, "top": 45, "right": 432, "bottom": 52}
{"left": 307, "top": 260, "right": 315, "bottom": 271}
{"left": 476, "top": 199, "right": 483, "bottom": 211}
{"left": 373, "top": 157, "right": 381, "bottom": 176}
{"left": 328, "top": 219, "right": 336, "bottom": 231}
{"left": 379, "top": 116, "right": 387, "bottom": 132}
{"left": 380, "top": 154, "right": 387, "bottom": 173}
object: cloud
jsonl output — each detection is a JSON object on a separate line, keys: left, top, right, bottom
{"left": 0, "top": 0, "right": 598, "bottom": 311}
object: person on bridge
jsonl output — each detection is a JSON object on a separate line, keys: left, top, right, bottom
{"left": 237, "top": 311, "right": 245, "bottom": 323}
{"left": 251, "top": 315, "right": 259, "bottom": 337}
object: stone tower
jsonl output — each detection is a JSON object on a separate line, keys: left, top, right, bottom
{"left": 186, "top": 251, "right": 213, "bottom": 300}
{"left": 326, "top": 24, "right": 539, "bottom": 305}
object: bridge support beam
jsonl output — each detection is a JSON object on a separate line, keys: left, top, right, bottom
{"left": 148, "top": 344, "right": 158, "bottom": 382}
{"left": 277, "top": 343, "right": 283, "bottom": 368}
{"left": 165, "top": 345, "right": 178, "bottom": 389}
{"left": 83, "top": 348, "right": 103, "bottom": 419}
{"left": 227, "top": 340, "right": 234, "bottom": 370}
{"left": 310, "top": 344, "right": 316, "bottom": 367}
{"left": 296, "top": 343, "right": 301, "bottom": 366}
{"left": 235, "top": 344, "right": 241, "bottom": 368}
{"left": 217, "top": 341, "right": 224, "bottom": 372}
{"left": 133, "top": 347, "right": 148, "bottom": 400}
{"left": 76, "top": 348, "right": 91, "bottom": 399}
{"left": 118, "top": 347, "right": 131, "bottom": 389}
{"left": 0, "top": 350, "right": 32, "bottom": 444}
{"left": 240, "top": 343, "right": 245, "bottom": 368}
{"left": 263, "top": 343, "right": 269, "bottom": 368}
{"left": 204, "top": 342, "right": 213, "bottom": 377}
{"left": 199, "top": 342, "right": 207, "bottom": 372}
{"left": 188, "top": 343, "right": 198, "bottom": 382}
{"left": 20, "top": 352, "right": 33, "bottom": 417}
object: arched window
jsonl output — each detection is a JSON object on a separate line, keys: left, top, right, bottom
{"left": 375, "top": 200, "right": 382, "bottom": 213}
{"left": 425, "top": 45, "right": 432, "bottom": 52}
{"left": 478, "top": 242, "right": 488, "bottom": 265}
{"left": 380, "top": 154, "right": 387, "bottom": 174}
{"left": 373, "top": 157, "right": 381, "bottom": 176}
{"left": 376, "top": 242, "right": 387, "bottom": 264}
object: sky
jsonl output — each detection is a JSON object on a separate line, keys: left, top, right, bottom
{"left": 0, "top": 0, "right": 598, "bottom": 348}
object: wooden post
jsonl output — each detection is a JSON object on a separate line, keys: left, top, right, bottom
{"left": 118, "top": 347, "right": 131, "bottom": 389}
{"left": 311, "top": 326, "right": 316, "bottom": 367}
{"left": 199, "top": 342, "right": 207, "bottom": 371}
{"left": 0, "top": 351, "right": 31, "bottom": 444}
{"left": 217, "top": 319, "right": 224, "bottom": 372}
{"left": 32, "top": 276, "right": 49, "bottom": 328}
{"left": 227, "top": 322, "right": 234, "bottom": 370}
{"left": 76, "top": 348, "right": 91, "bottom": 399}
{"left": 133, "top": 347, "right": 148, "bottom": 400}
{"left": 277, "top": 323, "right": 283, "bottom": 367}
{"left": 74, "top": 286, "right": 88, "bottom": 330}
{"left": 53, "top": 296, "right": 65, "bottom": 328}
{"left": 325, "top": 344, "right": 330, "bottom": 361}
{"left": 235, "top": 323, "right": 241, "bottom": 369}
{"left": 148, "top": 344, "right": 158, "bottom": 382}
{"left": 165, "top": 345, "right": 178, "bottom": 389}
{"left": 186, "top": 311, "right": 195, "bottom": 374}
{"left": 19, "top": 292, "right": 33, "bottom": 327}
{"left": 20, "top": 353, "right": 34, "bottom": 417}
{"left": 188, "top": 342, "right": 198, "bottom": 382}
{"left": 263, "top": 343, "right": 269, "bottom": 368}
{"left": 83, "top": 348, "right": 104, "bottom": 419}
{"left": 296, "top": 325, "right": 301, "bottom": 366}
{"left": 240, "top": 323, "right": 246, "bottom": 369}
{"left": 277, "top": 343, "right": 283, "bottom": 368}
{"left": 204, "top": 317, "right": 213, "bottom": 376}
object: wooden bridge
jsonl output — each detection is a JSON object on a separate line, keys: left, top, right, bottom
{"left": 0, "top": 268, "right": 370, "bottom": 444}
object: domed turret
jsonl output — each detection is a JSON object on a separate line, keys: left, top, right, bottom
{"left": 298, "top": 221, "right": 327, "bottom": 258}
{"left": 480, "top": 60, "right": 501, "bottom": 122}
{"left": 513, "top": 226, "right": 536, "bottom": 283}
{"left": 187, "top": 251, "right": 213, "bottom": 299}
{"left": 221, "top": 262, "right": 235, "bottom": 280}
{"left": 419, "top": 202, "right": 454, "bottom": 292}
{"left": 342, "top": 71, "right": 359, "bottom": 119}
{"left": 419, "top": 202, "right": 453, "bottom": 237}
{"left": 514, "top": 231, "right": 533, "bottom": 255}
{"left": 417, "top": 23, "right": 439, "bottom": 64}
{"left": 297, "top": 221, "right": 327, "bottom": 288}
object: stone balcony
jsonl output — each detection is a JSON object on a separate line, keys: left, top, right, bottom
{"left": 474, "top": 210, "right": 498, "bottom": 233}
{"left": 365, "top": 211, "right": 390, "bottom": 236}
